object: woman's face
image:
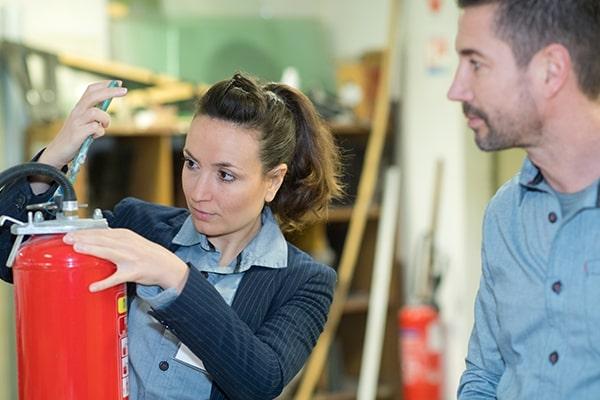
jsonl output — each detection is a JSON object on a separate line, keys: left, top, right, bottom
{"left": 182, "top": 115, "right": 286, "bottom": 247}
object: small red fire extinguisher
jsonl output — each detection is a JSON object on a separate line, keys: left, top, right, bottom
{"left": 399, "top": 304, "right": 443, "bottom": 400}
{"left": 0, "top": 163, "right": 129, "bottom": 400}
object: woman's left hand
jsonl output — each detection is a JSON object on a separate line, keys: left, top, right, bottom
{"left": 63, "top": 228, "right": 189, "bottom": 293}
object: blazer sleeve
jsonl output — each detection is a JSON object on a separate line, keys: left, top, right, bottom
{"left": 149, "top": 260, "right": 336, "bottom": 400}
{"left": 0, "top": 178, "right": 61, "bottom": 283}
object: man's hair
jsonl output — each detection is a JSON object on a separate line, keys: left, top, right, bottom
{"left": 457, "top": 0, "right": 600, "bottom": 99}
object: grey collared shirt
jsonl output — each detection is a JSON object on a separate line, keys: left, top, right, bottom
{"left": 127, "top": 207, "right": 287, "bottom": 400}
{"left": 458, "top": 157, "right": 600, "bottom": 399}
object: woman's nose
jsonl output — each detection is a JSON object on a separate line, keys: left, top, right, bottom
{"left": 190, "top": 174, "right": 213, "bottom": 202}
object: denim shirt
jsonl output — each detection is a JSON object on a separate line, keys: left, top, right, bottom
{"left": 127, "top": 207, "right": 288, "bottom": 400}
{"left": 458, "top": 157, "right": 600, "bottom": 400}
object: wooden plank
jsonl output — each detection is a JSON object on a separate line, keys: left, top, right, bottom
{"left": 293, "top": 0, "right": 402, "bottom": 398}
{"left": 107, "top": 124, "right": 184, "bottom": 137}
{"left": 58, "top": 53, "right": 180, "bottom": 86}
{"left": 125, "top": 83, "right": 209, "bottom": 108}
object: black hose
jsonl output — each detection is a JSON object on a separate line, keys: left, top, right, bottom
{"left": 0, "top": 162, "right": 76, "bottom": 202}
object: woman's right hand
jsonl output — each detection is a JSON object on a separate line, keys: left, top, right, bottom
{"left": 38, "top": 81, "right": 128, "bottom": 169}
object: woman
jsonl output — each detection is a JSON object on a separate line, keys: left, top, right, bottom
{"left": 0, "top": 73, "right": 343, "bottom": 399}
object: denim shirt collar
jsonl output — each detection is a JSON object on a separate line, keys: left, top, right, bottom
{"left": 171, "top": 206, "right": 287, "bottom": 272}
{"left": 517, "top": 156, "right": 600, "bottom": 208}
{"left": 518, "top": 157, "right": 544, "bottom": 189}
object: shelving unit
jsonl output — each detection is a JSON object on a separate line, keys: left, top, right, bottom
{"left": 287, "top": 120, "right": 400, "bottom": 399}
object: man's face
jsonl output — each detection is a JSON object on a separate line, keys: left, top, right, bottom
{"left": 447, "top": 4, "right": 542, "bottom": 151}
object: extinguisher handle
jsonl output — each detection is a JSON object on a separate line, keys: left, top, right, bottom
{"left": 6, "top": 234, "right": 24, "bottom": 268}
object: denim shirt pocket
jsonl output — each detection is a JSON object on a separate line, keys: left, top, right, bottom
{"left": 584, "top": 259, "right": 600, "bottom": 357}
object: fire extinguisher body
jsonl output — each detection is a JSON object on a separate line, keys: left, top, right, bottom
{"left": 399, "top": 304, "right": 443, "bottom": 400}
{"left": 13, "top": 234, "right": 129, "bottom": 400}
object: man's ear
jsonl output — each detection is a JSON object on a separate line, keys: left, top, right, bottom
{"left": 265, "top": 164, "right": 288, "bottom": 203}
{"left": 530, "top": 43, "right": 572, "bottom": 99}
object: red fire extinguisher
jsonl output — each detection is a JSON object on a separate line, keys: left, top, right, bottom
{"left": 0, "top": 162, "right": 128, "bottom": 400}
{"left": 399, "top": 304, "right": 443, "bottom": 400}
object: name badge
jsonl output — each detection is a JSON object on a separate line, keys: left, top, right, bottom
{"left": 174, "top": 343, "right": 208, "bottom": 374}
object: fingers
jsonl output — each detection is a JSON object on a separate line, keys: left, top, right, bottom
{"left": 65, "top": 228, "right": 131, "bottom": 247}
{"left": 84, "top": 121, "right": 105, "bottom": 139}
{"left": 75, "top": 81, "right": 127, "bottom": 111}
{"left": 84, "top": 107, "right": 111, "bottom": 128}
{"left": 89, "top": 271, "right": 127, "bottom": 293}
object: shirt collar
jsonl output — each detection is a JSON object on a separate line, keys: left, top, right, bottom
{"left": 518, "top": 157, "right": 544, "bottom": 189}
{"left": 517, "top": 156, "right": 600, "bottom": 208}
{"left": 172, "top": 206, "right": 288, "bottom": 271}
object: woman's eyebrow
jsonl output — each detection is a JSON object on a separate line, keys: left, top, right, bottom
{"left": 184, "top": 149, "right": 241, "bottom": 171}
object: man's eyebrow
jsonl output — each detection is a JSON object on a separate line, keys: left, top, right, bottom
{"left": 459, "top": 48, "right": 485, "bottom": 58}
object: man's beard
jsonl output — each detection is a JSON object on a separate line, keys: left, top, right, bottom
{"left": 462, "top": 101, "right": 540, "bottom": 152}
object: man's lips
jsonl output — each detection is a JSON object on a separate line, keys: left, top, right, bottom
{"left": 466, "top": 114, "right": 484, "bottom": 129}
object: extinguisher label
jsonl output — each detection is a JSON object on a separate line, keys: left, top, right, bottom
{"left": 427, "top": 321, "right": 443, "bottom": 352}
{"left": 118, "top": 296, "right": 128, "bottom": 314}
{"left": 122, "top": 375, "right": 129, "bottom": 397}
{"left": 121, "top": 337, "right": 129, "bottom": 357}
{"left": 116, "top": 289, "right": 129, "bottom": 399}
{"left": 122, "top": 355, "right": 129, "bottom": 377}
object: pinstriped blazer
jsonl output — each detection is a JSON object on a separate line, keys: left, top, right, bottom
{"left": 104, "top": 197, "right": 337, "bottom": 400}
{"left": 0, "top": 185, "right": 336, "bottom": 400}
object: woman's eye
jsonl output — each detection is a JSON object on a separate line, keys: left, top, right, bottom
{"left": 183, "top": 157, "right": 198, "bottom": 169}
{"left": 219, "top": 170, "right": 235, "bottom": 182}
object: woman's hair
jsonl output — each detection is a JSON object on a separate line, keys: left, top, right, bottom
{"left": 194, "top": 72, "right": 343, "bottom": 232}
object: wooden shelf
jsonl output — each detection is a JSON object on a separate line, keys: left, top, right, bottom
{"left": 107, "top": 123, "right": 185, "bottom": 137}
{"left": 329, "top": 122, "right": 371, "bottom": 136}
{"left": 326, "top": 205, "right": 380, "bottom": 223}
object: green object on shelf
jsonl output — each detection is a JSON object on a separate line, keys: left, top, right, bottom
{"left": 109, "top": 16, "right": 336, "bottom": 92}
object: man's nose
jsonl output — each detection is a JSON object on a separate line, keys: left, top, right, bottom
{"left": 447, "top": 70, "right": 473, "bottom": 103}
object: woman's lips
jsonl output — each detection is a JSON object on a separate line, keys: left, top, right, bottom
{"left": 192, "top": 208, "right": 216, "bottom": 222}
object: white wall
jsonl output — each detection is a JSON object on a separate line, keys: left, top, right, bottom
{"left": 399, "top": 1, "right": 492, "bottom": 398}
{"left": 162, "top": 0, "right": 321, "bottom": 18}
{"left": 161, "top": 0, "right": 389, "bottom": 62}
{"left": 2, "top": 0, "right": 108, "bottom": 57}
{"left": 319, "top": 0, "right": 390, "bottom": 61}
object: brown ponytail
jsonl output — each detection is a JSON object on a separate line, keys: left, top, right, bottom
{"left": 194, "top": 72, "right": 343, "bottom": 232}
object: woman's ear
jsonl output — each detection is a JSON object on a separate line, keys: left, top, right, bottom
{"left": 265, "top": 164, "right": 288, "bottom": 203}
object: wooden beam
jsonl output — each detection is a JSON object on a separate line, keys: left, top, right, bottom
{"left": 124, "top": 82, "right": 209, "bottom": 108}
{"left": 58, "top": 53, "right": 180, "bottom": 86}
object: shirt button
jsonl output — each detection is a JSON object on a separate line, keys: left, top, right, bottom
{"left": 552, "top": 281, "right": 562, "bottom": 294}
{"left": 548, "top": 212, "right": 558, "bottom": 223}
{"left": 159, "top": 361, "right": 170, "bottom": 371}
{"left": 549, "top": 351, "right": 559, "bottom": 365}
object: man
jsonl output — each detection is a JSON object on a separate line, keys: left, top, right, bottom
{"left": 447, "top": 0, "right": 600, "bottom": 399}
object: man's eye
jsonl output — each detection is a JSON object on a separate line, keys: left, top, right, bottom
{"left": 470, "top": 59, "right": 482, "bottom": 71}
